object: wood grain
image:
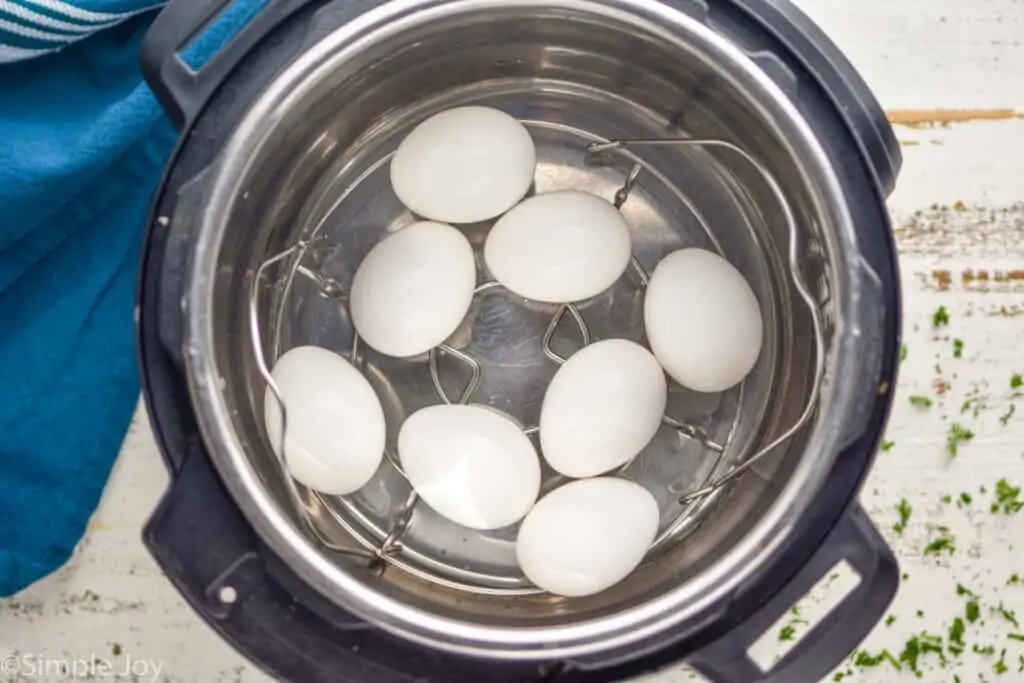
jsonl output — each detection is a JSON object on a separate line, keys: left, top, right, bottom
{"left": 887, "top": 109, "right": 1024, "bottom": 126}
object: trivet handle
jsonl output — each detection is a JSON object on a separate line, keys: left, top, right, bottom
{"left": 727, "top": 0, "right": 901, "bottom": 196}
{"left": 686, "top": 504, "right": 899, "bottom": 683}
{"left": 141, "top": 0, "right": 315, "bottom": 128}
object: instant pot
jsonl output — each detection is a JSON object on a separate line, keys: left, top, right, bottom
{"left": 136, "top": 0, "right": 903, "bottom": 681}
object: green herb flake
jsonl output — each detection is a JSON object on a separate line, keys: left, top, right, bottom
{"left": 996, "top": 649, "right": 1009, "bottom": 675}
{"left": 1000, "top": 404, "right": 1016, "bottom": 425}
{"left": 960, "top": 492, "right": 974, "bottom": 506}
{"left": 853, "top": 649, "right": 901, "bottom": 670}
{"left": 962, "top": 397, "right": 981, "bottom": 416}
{"left": 948, "top": 616, "right": 966, "bottom": 654}
{"left": 974, "top": 644, "right": 996, "bottom": 656}
{"left": 946, "top": 423, "right": 975, "bottom": 457}
{"left": 924, "top": 527, "right": 956, "bottom": 556}
{"left": 953, "top": 338, "right": 964, "bottom": 358}
{"left": 1008, "top": 634, "right": 1024, "bottom": 642}
{"left": 900, "top": 344, "right": 908, "bottom": 362}
{"left": 881, "top": 440, "right": 895, "bottom": 452}
{"left": 885, "top": 614, "right": 897, "bottom": 627}
{"left": 916, "top": 609, "right": 925, "bottom": 618}
{"left": 992, "top": 479, "right": 1024, "bottom": 515}
{"left": 1009, "top": 574, "right": 1021, "bottom": 586}
{"left": 942, "top": 494, "right": 953, "bottom": 504}
{"left": 910, "top": 395, "right": 934, "bottom": 408}
{"left": 967, "top": 600, "right": 981, "bottom": 624}
{"left": 899, "top": 632, "right": 947, "bottom": 676}
{"left": 894, "top": 499, "right": 913, "bottom": 534}
{"left": 996, "top": 603, "right": 1020, "bottom": 629}
{"left": 779, "top": 624, "right": 797, "bottom": 642}
{"left": 956, "top": 583, "right": 977, "bottom": 598}
{"left": 833, "top": 672, "right": 850, "bottom": 682}
{"left": 934, "top": 305, "right": 950, "bottom": 328}
{"left": 1012, "top": 373, "right": 1023, "bottom": 390}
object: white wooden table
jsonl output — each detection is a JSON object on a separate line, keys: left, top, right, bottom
{"left": 2, "top": 1, "right": 1024, "bottom": 681}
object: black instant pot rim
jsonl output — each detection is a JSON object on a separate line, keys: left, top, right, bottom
{"left": 135, "top": 0, "right": 902, "bottom": 681}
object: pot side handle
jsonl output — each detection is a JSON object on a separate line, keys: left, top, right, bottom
{"left": 141, "top": 0, "right": 315, "bottom": 129}
{"left": 687, "top": 504, "right": 899, "bottom": 683}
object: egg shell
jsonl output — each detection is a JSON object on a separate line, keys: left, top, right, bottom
{"left": 539, "top": 339, "right": 667, "bottom": 478}
{"left": 516, "top": 478, "right": 659, "bottom": 597}
{"left": 350, "top": 221, "right": 476, "bottom": 358}
{"left": 483, "top": 190, "right": 633, "bottom": 303}
{"left": 398, "top": 403, "right": 541, "bottom": 530}
{"left": 644, "top": 248, "right": 763, "bottom": 393}
{"left": 390, "top": 106, "right": 536, "bottom": 223}
{"left": 264, "top": 346, "right": 386, "bottom": 495}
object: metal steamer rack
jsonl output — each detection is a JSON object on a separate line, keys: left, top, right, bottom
{"left": 247, "top": 129, "right": 826, "bottom": 597}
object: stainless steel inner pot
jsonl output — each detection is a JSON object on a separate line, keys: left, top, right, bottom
{"left": 182, "top": 0, "right": 874, "bottom": 661}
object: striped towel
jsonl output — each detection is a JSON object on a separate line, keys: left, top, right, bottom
{"left": 0, "top": 0, "right": 263, "bottom": 596}
{"left": 0, "top": 0, "right": 166, "bottom": 62}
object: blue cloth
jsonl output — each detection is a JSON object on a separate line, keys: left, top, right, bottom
{"left": 0, "top": 0, "right": 263, "bottom": 596}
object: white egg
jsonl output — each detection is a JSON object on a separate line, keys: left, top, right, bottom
{"left": 644, "top": 248, "right": 763, "bottom": 393}
{"left": 390, "top": 106, "right": 536, "bottom": 223}
{"left": 350, "top": 221, "right": 476, "bottom": 358}
{"left": 398, "top": 404, "right": 541, "bottom": 530}
{"left": 516, "top": 478, "right": 659, "bottom": 597}
{"left": 483, "top": 190, "right": 633, "bottom": 303}
{"left": 264, "top": 346, "right": 386, "bottom": 495}
{"left": 540, "top": 339, "right": 667, "bottom": 478}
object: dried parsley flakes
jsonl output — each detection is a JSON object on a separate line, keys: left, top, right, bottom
{"left": 946, "top": 423, "right": 975, "bottom": 457}
{"left": 910, "top": 395, "right": 934, "bottom": 408}
{"left": 894, "top": 499, "right": 912, "bottom": 534}
{"left": 992, "top": 479, "right": 1023, "bottom": 515}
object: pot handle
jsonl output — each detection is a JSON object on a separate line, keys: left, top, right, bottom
{"left": 141, "top": 0, "right": 314, "bottom": 129}
{"left": 687, "top": 504, "right": 899, "bottom": 683}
